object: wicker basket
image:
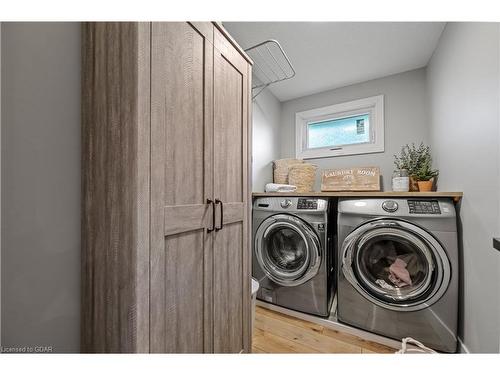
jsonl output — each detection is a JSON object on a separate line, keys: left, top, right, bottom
{"left": 288, "top": 163, "right": 317, "bottom": 193}
{"left": 273, "top": 158, "right": 305, "bottom": 184}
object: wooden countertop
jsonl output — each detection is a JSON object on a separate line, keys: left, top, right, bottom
{"left": 253, "top": 191, "right": 463, "bottom": 202}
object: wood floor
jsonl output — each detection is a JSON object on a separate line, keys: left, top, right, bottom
{"left": 252, "top": 306, "right": 395, "bottom": 354}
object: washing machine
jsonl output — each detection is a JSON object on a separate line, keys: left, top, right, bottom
{"left": 337, "top": 198, "right": 459, "bottom": 352}
{"left": 253, "top": 197, "right": 336, "bottom": 317}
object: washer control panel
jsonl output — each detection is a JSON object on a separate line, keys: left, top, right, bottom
{"left": 254, "top": 197, "right": 328, "bottom": 212}
{"left": 297, "top": 198, "right": 318, "bottom": 210}
{"left": 408, "top": 200, "right": 441, "bottom": 214}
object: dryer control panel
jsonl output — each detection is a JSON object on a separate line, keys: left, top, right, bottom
{"left": 254, "top": 197, "right": 328, "bottom": 212}
{"left": 297, "top": 198, "right": 318, "bottom": 209}
{"left": 408, "top": 200, "right": 441, "bottom": 214}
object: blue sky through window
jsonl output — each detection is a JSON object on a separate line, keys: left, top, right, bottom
{"left": 307, "top": 114, "right": 370, "bottom": 149}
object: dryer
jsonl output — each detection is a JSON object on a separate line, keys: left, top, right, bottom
{"left": 253, "top": 197, "right": 335, "bottom": 317}
{"left": 337, "top": 198, "right": 459, "bottom": 352}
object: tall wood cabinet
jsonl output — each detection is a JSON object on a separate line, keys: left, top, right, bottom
{"left": 81, "top": 22, "right": 252, "bottom": 353}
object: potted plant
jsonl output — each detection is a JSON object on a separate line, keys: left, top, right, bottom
{"left": 394, "top": 142, "right": 437, "bottom": 191}
{"left": 414, "top": 158, "right": 439, "bottom": 192}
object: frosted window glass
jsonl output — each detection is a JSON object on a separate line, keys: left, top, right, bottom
{"left": 307, "top": 114, "right": 370, "bottom": 149}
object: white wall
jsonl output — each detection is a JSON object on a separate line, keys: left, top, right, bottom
{"left": 280, "top": 68, "right": 429, "bottom": 190}
{"left": 1, "top": 23, "right": 81, "bottom": 353}
{"left": 498, "top": 25, "right": 500, "bottom": 354}
{"left": 252, "top": 88, "right": 282, "bottom": 192}
{"left": 0, "top": 22, "right": 2, "bottom": 348}
{"left": 427, "top": 22, "right": 500, "bottom": 353}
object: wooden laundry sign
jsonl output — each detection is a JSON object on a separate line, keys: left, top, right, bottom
{"left": 321, "top": 166, "right": 381, "bottom": 191}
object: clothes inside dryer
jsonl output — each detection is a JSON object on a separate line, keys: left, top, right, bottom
{"left": 362, "top": 238, "right": 425, "bottom": 287}
{"left": 352, "top": 229, "right": 436, "bottom": 302}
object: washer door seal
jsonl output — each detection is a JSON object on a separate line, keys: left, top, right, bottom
{"left": 255, "top": 214, "right": 322, "bottom": 287}
{"left": 342, "top": 218, "right": 451, "bottom": 312}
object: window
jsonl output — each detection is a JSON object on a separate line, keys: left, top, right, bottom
{"left": 295, "top": 95, "right": 384, "bottom": 159}
{"left": 307, "top": 113, "right": 370, "bottom": 149}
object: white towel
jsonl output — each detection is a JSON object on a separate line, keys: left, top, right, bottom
{"left": 265, "top": 183, "right": 297, "bottom": 193}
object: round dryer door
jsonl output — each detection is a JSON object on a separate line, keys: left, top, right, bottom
{"left": 255, "top": 214, "right": 322, "bottom": 287}
{"left": 341, "top": 218, "right": 451, "bottom": 312}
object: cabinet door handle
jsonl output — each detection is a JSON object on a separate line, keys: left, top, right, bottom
{"left": 215, "top": 199, "right": 223, "bottom": 231}
{"left": 206, "top": 199, "right": 215, "bottom": 233}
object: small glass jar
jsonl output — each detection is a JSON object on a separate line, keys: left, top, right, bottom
{"left": 392, "top": 169, "right": 410, "bottom": 192}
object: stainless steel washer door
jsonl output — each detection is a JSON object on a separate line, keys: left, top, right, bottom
{"left": 341, "top": 218, "right": 451, "bottom": 312}
{"left": 255, "top": 214, "right": 321, "bottom": 287}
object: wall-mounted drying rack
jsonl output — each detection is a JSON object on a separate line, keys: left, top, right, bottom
{"left": 244, "top": 40, "right": 295, "bottom": 100}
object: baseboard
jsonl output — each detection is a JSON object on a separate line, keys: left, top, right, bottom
{"left": 458, "top": 337, "right": 470, "bottom": 353}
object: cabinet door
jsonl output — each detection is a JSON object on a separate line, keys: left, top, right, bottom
{"left": 212, "top": 28, "right": 251, "bottom": 353}
{"left": 150, "top": 22, "right": 214, "bottom": 353}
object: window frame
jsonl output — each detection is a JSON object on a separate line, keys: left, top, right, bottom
{"left": 295, "top": 95, "right": 385, "bottom": 159}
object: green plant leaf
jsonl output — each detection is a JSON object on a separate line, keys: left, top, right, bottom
{"left": 393, "top": 142, "right": 439, "bottom": 180}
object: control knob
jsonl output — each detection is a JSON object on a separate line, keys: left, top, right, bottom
{"left": 280, "top": 199, "right": 293, "bottom": 209}
{"left": 382, "top": 200, "right": 398, "bottom": 212}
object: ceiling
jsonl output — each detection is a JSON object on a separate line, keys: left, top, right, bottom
{"left": 223, "top": 22, "right": 445, "bottom": 102}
